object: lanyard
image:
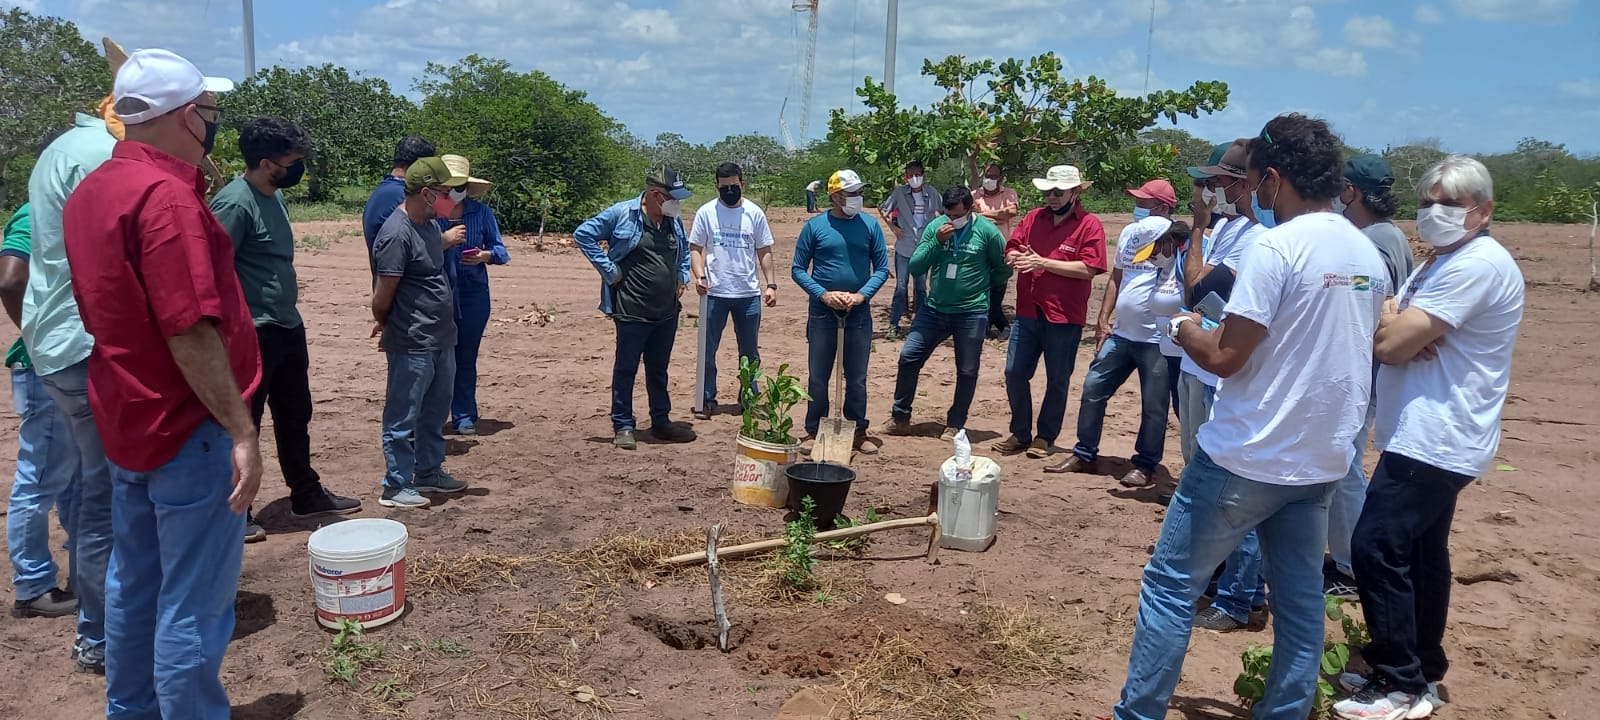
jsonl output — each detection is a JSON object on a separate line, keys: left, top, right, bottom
{"left": 948, "top": 219, "right": 974, "bottom": 255}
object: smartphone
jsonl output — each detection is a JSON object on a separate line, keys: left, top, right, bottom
{"left": 462, "top": 247, "right": 482, "bottom": 257}
{"left": 1194, "top": 291, "right": 1226, "bottom": 330}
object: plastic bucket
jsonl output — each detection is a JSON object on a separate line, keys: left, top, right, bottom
{"left": 733, "top": 434, "right": 799, "bottom": 508}
{"left": 307, "top": 518, "right": 409, "bottom": 630}
{"left": 785, "top": 461, "right": 855, "bottom": 530}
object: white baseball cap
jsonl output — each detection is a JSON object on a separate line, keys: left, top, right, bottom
{"left": 113, "top": 49, "right": 234, "bottom": 125}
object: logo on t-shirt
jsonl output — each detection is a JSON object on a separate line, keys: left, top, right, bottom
{"left": 1322, "top": 273, "right": 1373, "bottom": 291}
{"left": 1351, "top": 275, "right": 1371, "bottom": 292}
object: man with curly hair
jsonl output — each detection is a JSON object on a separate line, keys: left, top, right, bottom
{"left": 1108, "top": 114, "right": 1389, "bottom": 720}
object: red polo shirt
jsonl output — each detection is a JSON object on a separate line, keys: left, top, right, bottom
{"left": 1007, "top": 206, "right": 1108, "bottom": 325}
{"left": 63, "top": 141, "right": 261, "bottom": 472}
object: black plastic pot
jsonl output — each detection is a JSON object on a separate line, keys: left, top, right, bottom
{"left": 785, "top": 461, "right": 855, "bottom": 530}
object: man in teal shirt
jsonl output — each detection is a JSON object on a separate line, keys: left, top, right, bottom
{"left": 2, "top": 203, "right": 81, "bottom": 620}
{"left": 885, "top": 185, "right": 1011, "bottom": 441}
{"left": 212, "top": 117, "right": 361, "bottom": 542}
{"left": 20, "top": 110, "right": 116, "bottom": 672}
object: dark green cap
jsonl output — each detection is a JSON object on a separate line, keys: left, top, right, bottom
{"left": 1188, "top": 142, "right": 1232, "bottom": 179}
{"left": 1344, "top": 154, "right": 1395, "bottom": 194}
{"left": 404, "top": 156, "right": 468, "bottom": 193}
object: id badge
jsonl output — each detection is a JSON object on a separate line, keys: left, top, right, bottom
{"left": 945, "top": 263, "right": 958, "bottom": 280}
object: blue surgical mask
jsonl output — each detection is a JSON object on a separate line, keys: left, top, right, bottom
{"left": 1251, "top": 190, "right": 1277, "bottom": 229}
{"left": 1132, "top": 206, "right": 1152, "bottom": 221}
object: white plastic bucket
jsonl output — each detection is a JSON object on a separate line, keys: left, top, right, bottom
{"left": 307, "top": 518, "right": 409, "bottom": 630}
{"left": 732, "top": 434, "right": 798, "bottom": 508}
{"left": 938, "top": 455, "right": 1001, "bottom": 552}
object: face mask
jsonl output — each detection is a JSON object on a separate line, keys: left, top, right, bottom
{"left": 1200, "top": 187, "right": 1216, "bottom": 206}
{"left": 718, "top": 185, "right": 742, "bottom": 206}
{"left": 661, "top": 198, "right": 682, "bottom": 218}
{"left": 950, "top": 214, "right": 970, "bottom": 229}
{"left": 842, "top": 196, "right": 864, "bottom": 217}
{"left": 1415, "top": 204, "right": 1474, "bottom": 248}
{"left": 982, "top": 178, "right": 998, "bottom": 191}
{"left": 275, "top": 159, "right": 306, "bottom": 189}
{"left": 1250, "top": 174, "right": 1280, "bottom": 228}
{"left": 1214, "top": 197, "right": 1237, "bottom": 216}
{"left": 428, "top": 189, "right": 457, "bottom": 219}
{"left": 1151, "top": 252, "right": 1176, "bottom": 271}
{"left": 909, "top": 176, "right": 924, "bottom": 190}
{"left": 191, "top": 107, "right": 219, "bottom": 155}
{"left": 1051, "top": 199, "right": 1074, "bottom": 215}
{"left": 1132, "top": 206, "right": 1152, "bottom": 221}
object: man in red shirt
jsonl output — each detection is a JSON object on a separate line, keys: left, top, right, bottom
{"left": 62, "top": 49, "right": 259, "bottom": 719}
{"left": 993, "top": 165, "right": 1107, "bottom": 459}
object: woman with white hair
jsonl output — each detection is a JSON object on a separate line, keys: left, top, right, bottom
{"left": 1334, "top": 155, "right": 1525, "bottom": 720}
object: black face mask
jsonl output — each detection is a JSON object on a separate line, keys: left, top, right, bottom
{"left": 198, "top": 116, "right": 219, "bottom": 155}
{"left": 1051, "top": 200, "right": 1075, "bottom": 215}
{"left": 275, "top": 159, "right": 306, "bottom": 188}
{"left": 718, "top": 185, "right": 742, "bottom": 206}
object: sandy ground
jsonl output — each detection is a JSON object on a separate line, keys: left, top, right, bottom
{"left": 0, "top": 207, "right": 1597, "bottom": 720}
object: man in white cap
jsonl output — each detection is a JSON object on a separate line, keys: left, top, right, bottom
{"left": 62, "top": 48, "right": 259, "bottom": 717}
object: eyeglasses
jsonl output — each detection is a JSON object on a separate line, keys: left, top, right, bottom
{"left": 191, "top": 103, "right": 223, "bottom": 121}
{"left": 1044, "top": 189, "right": 1069, "bottom": 198}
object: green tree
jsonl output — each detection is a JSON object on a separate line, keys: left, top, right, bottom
{"left": 827, "top": 53, "right": 1229, "bottom": 200}
{"left": 0, "top": 9, "right": 110, "bottom": 208}
{"left": 413, "top": 55, "right": 638, "bottom": 232}
{"left": 218, "top": 64, "right": 412, "bottom": 201}
{"left": 1141, "top": 127, "right": 1215, "bottom": 205}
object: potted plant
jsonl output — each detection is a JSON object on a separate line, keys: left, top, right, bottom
{"left": 730, "top": 358, "right": 808, "bottom": 508}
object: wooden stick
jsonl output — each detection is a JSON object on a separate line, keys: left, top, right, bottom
{"left": 659, "top": 513, "right": 941, "bottom": 567}
{"left": 707, "top": 524, "right": 731, "bottom": 652}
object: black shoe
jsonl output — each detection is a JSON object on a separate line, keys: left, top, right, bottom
{"left": 1324, "top": 568, "right": 1359, "bottom": 600}
{"left": 648, "top": 421, "right": 697, "bottom": 444}
{"left": 1194, "top": 606, "right": 1245, "bottom": 632}
{"left": 73, "top": 642, "right": 105, "bottom": 674}
{"left": 292, "top": 490, "right": 363, "bottom": 518}
{"left": 11, "top": 587, "right": 77, "bottom": 618}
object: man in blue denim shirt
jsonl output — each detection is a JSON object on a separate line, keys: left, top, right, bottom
{"left": 574, "top": 165, "right": 696, "bottom": 450}
{"left": 363, "top": 136, "right": 437, "bottom": 281}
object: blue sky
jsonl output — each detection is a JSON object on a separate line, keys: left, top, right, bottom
{"left": 9, "top": 0, "right": 1599, "bottom": 155}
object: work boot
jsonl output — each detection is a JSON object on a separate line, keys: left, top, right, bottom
{"left": 1120, "top": 467, "right": 1155, "bottom": 488}
{"left": 991, "top": 435, "right": 1028, "bottom": 454}
{"left": 852, "top": 427, "right": 880, "bottom": 455}
{"left": 882, "top": 416, "right": 913, "bottom": 436}
{"left": 649, "top": 421, "right": 697, "bottom": 444}
{"left": 11, "top": 588, "right": 76, "bottom": 619}
{"left": 1044, "top": 455, "right": 1091, "bottom": 474}
{"left": 614, "top": 429, "right": 637, "bottom": 450}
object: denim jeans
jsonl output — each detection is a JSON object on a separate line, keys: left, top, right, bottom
{"left": 1073, "top": 335, "right": 1170, "bottom": 471}
{"left": 8, "top": 367, "right": 80, "bottom": 600}
{"left": 892, "top": 308, "right": 988, "bottom": 428}
{"left": 612, "top": 316, "right": 678, "bottom": 431}
{"left": 452, "top": 284, "right": 491, "bottom": 425}
{"left": 1174, "top": 371, "right": 1264, "bottom": 623}
{"left": 105, "top": 420, "right": 245, "bottom": 720}
{"left": 250, "top": 324, "right": 323, "bottom": 504}
{"left": 1328, "top": 398, "right": 1377, "bottom": 576}
{"left": 1003, "top": 317, "right": 1083, "bottom": 444}
{"left": 38, "top": 359, "right": 113, "bottom": 651}
{"left": 804, "top": 303, "right": 873, "bottom": 434}
{"left": 1114, "top": 449, "right": 1334, "bottom": 720}
{"left": 382, "top": 349, "right": 455, "bottom": 490}
{"left": 1352, "top": 452, "right": 1475, "bottom": 693}
{"left": 887, "top": 253, "right": 927, "bottom": 330}
{"left": 1165, "top": 355, "right": 1182, "bottom": 422}
{"left": 701, "top": 294, "right": 762, "bottom": 408}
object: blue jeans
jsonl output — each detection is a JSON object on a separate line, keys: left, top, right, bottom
{"left": 39, "top": 360, "right": 113, "bottom": 651}
{"left": 1114, "top": 449, "right": 1334, "bottom": 720}
{"left": 804, "top": 303, "right": 872, "bottom": 434}
{"left": 887, "top": 253, "right": 927, "bottom": 330}
{"left": 1074, "top": 334, "right": 1169, "bottom": 471}
{"left": 382, "top": 349, "right": 455, "bottom": 490}
{"left": 1328, "top": 398, "right": 1376, "bottom": 576}
{"left": 1003, "top": 317, "right": 1082, "bottom": 444}
{"left": 612, "top": 316, "right": 678, "bottom": 431}
{"left": 892, "top": 308, "right": 987, "bottom": 428}
{"left": 451, "top": 284, "right": 491, "bottom": 425}
{"left": 8, "top": 367, "right": 80, "bottom": 600}
{"left": 105, "top": 420, "right": 245, "bottom": 720}
{"left": 1175, "top": 371, "right": 1265, "bottom": 623}
{"left": 702, "top": 294, "right": 762, "bottom": 408}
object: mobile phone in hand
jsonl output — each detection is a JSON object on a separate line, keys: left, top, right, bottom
{"left": 462, "top": 247, "right": 482, "bottom": 257}
{"left": 1195, "top": 291, "right": 1226, "bottom": 330}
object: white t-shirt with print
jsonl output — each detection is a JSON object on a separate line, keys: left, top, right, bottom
{"left": 1110, "top": 216, "right": 1174, "bottom": 344}
{"left": 1150, "top": 267, "right": 1186, "bottom": 357}
{"left": 1198, "top": 212, "right": 1389, "bottom": 486}
{"left": 1375, "top": 235, "right": 1523, "bottom": 477}
{"left": 689, "top": 199, "right": 777, "bottom": 299}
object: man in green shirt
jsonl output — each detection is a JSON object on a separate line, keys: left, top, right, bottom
{"left": 211, "top": 117, "right": 360, "bottom": 541}
{"left": 884, "top": 186, "right": 1011, "bottom": 440}
{"left": 1, "top": 203, "right": 81, "bottom": 619}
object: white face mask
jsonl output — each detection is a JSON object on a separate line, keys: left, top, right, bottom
{"left": 842, "top": 196, "right": 864, "bottom": 217}
{"left": 1150, "top": 252, "right": 1176, "bottom": 271}
{"left": 660, "top": 198, "right": 682, "bottom": 218}
{"left": 1200, "top": 187, "right": 1216, "bottom": 206}
{"left": 981, "top": 178, "right": 998, "bottom": 191}
{"left": 950, "top": 214, "right": 970, "bottom": 229}
{"left": 1415, "top": 204, "right": 1474, "bottom": 248}
{"left": 1331, "top": 195, "right": 1348, "bottom": 215}
{"left": 909, "top": 175, "right": 924, "bottom": 190}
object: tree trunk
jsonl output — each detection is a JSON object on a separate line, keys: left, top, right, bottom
{"left": 1588, "top": 200, "right": 1598, "bottom": 293}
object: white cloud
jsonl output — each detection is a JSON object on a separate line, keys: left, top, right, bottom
{"left": 1414, "top": 5, "right": 1444, "bottom": 23}
{"left": 2, "top": 0, "right": 44, "bottom": 12}
{"left": 1344, "top": 16, "right": 1396, "bottom": 48}
{"left": 1151, "top": 2, "right": 1369, "bottom": 78}
{"left": 1559, "top": 79, "right": 1600, "bottom": 99}
{"left": 1296, "top": 48, "right": 1367, "bottom": 77}
{"left": 1447, "top": 0, "right": 1577, "bottom": 22}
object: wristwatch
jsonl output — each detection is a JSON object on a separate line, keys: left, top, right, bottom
{"left": 1168, "top": 315, "right": 1194, "bottom": 337}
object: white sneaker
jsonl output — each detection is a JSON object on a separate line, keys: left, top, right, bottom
{"left": 1338, "top": 674, "right": 1443, "bottom": 719}
{"left": 1333, "top": 685, "right": 1418, "bottom": 720}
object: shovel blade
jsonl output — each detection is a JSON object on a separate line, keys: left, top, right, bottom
{"left": 811, "top": 419, "right": 853, "bottom": 466}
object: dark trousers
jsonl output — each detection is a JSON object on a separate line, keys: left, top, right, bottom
{"left": 250, "top": 324, "right": 323, "bottom": 503}
{"left": 987, "top": 279, "right": 1010, "bottom": 334}
{"left": 1003, "top": 317, "right": 1082, "bottom": 444}
{"left": 452, "top": 284, "right": 491, "bottom": 424}
{"left": 891, "top": 307, "right": 988, "bottom": 429}
{"left": 612, "top": 316, "right": 678, "bottom": 431}
{"left": 1352, "top": 451, "right": 1476, "bottom": 693}
{"left": 805, "top": 190, "right": 817, "bottom": 213}
{"left": 1166, "top": 354, "right": 1182, "bottom": 421}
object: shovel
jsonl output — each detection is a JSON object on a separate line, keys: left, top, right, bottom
{"left": 810, "top": 310, "right": 853, "bottom": 465}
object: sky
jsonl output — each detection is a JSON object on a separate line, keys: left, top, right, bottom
{"left": 7, "top": 0, "right": 1599, "bottom": 156}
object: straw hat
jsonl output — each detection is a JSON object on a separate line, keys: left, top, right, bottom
{"left": 1031, "top": 165, "right": 1092, "bottom": 192}
{"left": 440, "top": 154, "right": 493, "bottom": 198}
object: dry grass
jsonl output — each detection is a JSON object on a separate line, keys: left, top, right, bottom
{"left": 409, "top": 551, "right": 538, "bottom": 595}
{"left": 836, "top": 633, "right": 989, "bottom": 720}
{"left": 974, "top": 601, "right": 1082, "bottom": 685}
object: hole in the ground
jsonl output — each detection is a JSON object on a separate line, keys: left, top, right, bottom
{"left": 629, "top": 612, "right": 728, "bottom": 651}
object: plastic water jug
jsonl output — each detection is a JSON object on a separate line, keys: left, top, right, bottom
{"left": 937, "top": 430, "right": 1000, "bottom": 551}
